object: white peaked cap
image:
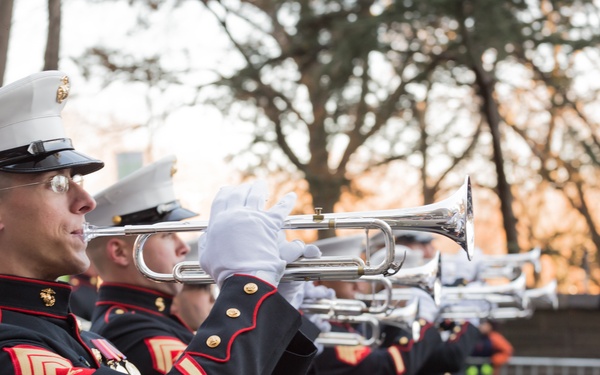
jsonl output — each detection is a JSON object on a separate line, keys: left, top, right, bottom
{"left": 86, "top": 155, "right": 197, "bottom": 227}
{"left": 0, "top": 71, "right": 103, "bottom": 175}
{"left": 311, "top": 234, "right": 365, "bottom": 257}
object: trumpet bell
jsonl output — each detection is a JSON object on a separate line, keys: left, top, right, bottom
{"left": 294, "top": 176, "right": 474, "bottom": 260}
{"left": 388, "top": 251, "right": 443, "bottom": 306}
{"left": 525, "top": 279, "right": 559, "bottom": 310}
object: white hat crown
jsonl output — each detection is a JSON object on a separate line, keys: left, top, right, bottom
{"left": 86, "top": 155, "right": 197, "bottom": 226}
{"left": 0, "top": 71, "right": 103, "bottom": 174}
{"left": 0, "top": 71, "right": 68, "bottom": 151}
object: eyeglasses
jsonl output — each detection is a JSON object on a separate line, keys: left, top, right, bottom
{"left": 0, "top": 174, "right": 83, "bottom": 193}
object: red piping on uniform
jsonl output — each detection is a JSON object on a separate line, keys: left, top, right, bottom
{"left": 0, "top": 305, "right": 68, "bottom": 320}
{"left": 176, "top": 281, "right": 277, "bottom": 363}
{"left": 96, "top": 301, "right": 166, "bottom": 318}
{"left": 99, "top": 282, "right": 172, "bottom": 297}
{"left": 0, "top": 274, "right": 72, "bottom": 290}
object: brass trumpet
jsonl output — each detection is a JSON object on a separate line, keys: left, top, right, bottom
{"left": 525, "top": 279, "right": 558, "bottom": 310}
{"left": 315, "top": 314, "right": 382, "bottom": 347}
{"left": 389, "top": 252, "right": 442, "bottom": 306}
{"left": 308, "top": 296, "right": 419, "bottom": 347}
{"left": 301, "top": 276, "right": 393, "bottom": 316}
{"left": 476, "top": 247, "right": 541, "bottom": 280}
{"left": 82, "top": 176, "right": 473, "bottom": 284}
{"left": 442, "top": 273, "right": 527, "bottom": 303}
{"left": 438, "top": 274, "right": 530, "bottom": 320}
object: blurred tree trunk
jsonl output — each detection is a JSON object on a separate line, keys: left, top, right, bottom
{"left": 305, "top": 174, "right": 346, "bottom": 239}
{"left": 457, "top": 0, "right": 520, "bottom": 253}
{"left": 0, "top": 0, "right": 14, "bottom": 85}
{"left": 43, "top": 0, "right": 61, "bottom": 70}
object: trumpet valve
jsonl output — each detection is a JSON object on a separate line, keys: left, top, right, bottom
{"left": 313, "top": 207, "right": 325, "bottom": 222}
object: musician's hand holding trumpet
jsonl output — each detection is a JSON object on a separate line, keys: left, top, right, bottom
{"left": 199, "top": 180, "right": 320, "bottom": 288}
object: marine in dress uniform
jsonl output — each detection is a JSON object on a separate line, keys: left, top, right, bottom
{"left": 372, "top": 231, "right": 481, "bottom": 375}
{"left": 84, "top": 156, "right": 200, "bottom": 374}
{"left": 416, "top": 321, "right": 480, "bottom": 375}
{"left": 307, "top": 236, "right": 443, "bottom": 375}
{"left": 0, "top": 71, "right": 316, "bottom": 374}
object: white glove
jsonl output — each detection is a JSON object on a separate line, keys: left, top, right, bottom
{"left": 410, "top": 287, "right": 437, "bottom": 323}
{"left": 278, "top": 239, "right": 322, "bottom": 309}
{"left": 199, "top": 181, "right": 293, "bottom": 288}
{"left": 278, "top": 232, "right": 322, "bottom": 263}
{"left": 303, "top": 282, "right": 336, "bottom": 301}
{"left": 307, "top": 313, "right": 332, "bottom": 335}
{"left": 303, "top": 283, "right": 335, "bottom": 333}
{"left": 308, "top": 313, "right": 330, "bottom": 356}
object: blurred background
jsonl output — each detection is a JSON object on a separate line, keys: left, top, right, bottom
{"left": 2, "top": 0, "right": 600, "bottom": 366}
{"left": 3, "top": 0, "right": 599, "bottom": 294}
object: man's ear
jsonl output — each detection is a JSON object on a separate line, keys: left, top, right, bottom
{"left": 106, "top": 238, "right": 132, "bottom": 267}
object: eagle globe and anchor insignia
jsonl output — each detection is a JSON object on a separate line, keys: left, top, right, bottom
{"left": 40, "top": 288, "right": 56, "bottom": 307}
{"left": 56, "top": 76, "right": 70, "bottom": 103}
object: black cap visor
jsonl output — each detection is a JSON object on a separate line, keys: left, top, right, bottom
{"left": 0, "top": 149, "right": 104, "bottom": 176}
{"left": 114, "top": 202, "right": 198, "bottom": 226}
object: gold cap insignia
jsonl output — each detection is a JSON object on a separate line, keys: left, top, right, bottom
{"left": 155, "top": 297, "right": 165, "bottom": 312}
{"left": 40, "top": 288, "right": 56, "bottom": 307}
{"left": 56, "top": 76, "right": 70, "bottom": 103}
{"left": 170, "top": 164, "right": 177, "bottom": 177}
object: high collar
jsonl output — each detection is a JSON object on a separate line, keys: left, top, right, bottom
{"left": 70, "top": 273, "right": 99, "bottom": 288}
{"left": 97, "top": 283, "right": 174, "bottom": 317}
{"left": 0, "top": 274, "right": 72, "bottom": 317}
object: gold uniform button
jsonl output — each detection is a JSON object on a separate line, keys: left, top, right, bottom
{"left": 399, "top": 337, "right": 409, "bottom": 345}
{"left": 206, "top": 335, "right": 221, "bottom": 348}
{"left": 453, "top": 325, "right": 462, "bottom": 333}
{"left": 115, "top": 309, "right": 125, "bottom": 315}
{"left": 419, "top": 318, "right": 427, "bottom": 326}
{"left": 449, "top": 334, "right": 457, "bottom": 341}
{"left": 226, "top": 308, "right": 241, "bottom": 318}
{"left": 244, "top": 283, "right": 258, "bottom": 294}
